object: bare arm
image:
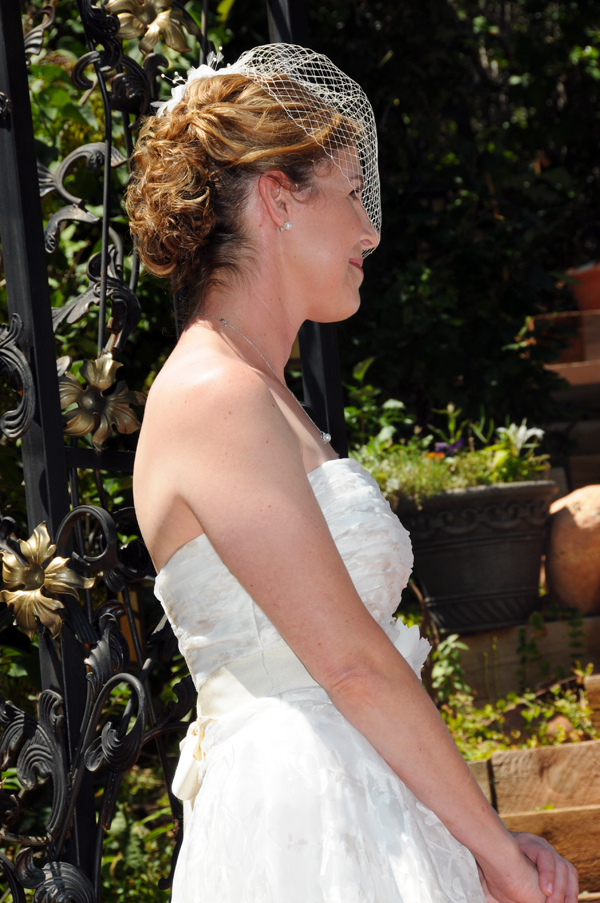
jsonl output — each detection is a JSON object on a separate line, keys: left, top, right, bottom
{"left": 140, "top": 364, "right": 568, "bottom": 903}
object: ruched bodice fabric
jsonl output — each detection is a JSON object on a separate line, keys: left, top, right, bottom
{"left": 154, "top": 458, "right": 416, "bottom": 690}
{"left": 154, "top": 457, "right": 485, "bottom": 903}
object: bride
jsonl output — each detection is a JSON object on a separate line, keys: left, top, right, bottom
{"left": 128, "top": 44, "right": 578, "bottom": 903}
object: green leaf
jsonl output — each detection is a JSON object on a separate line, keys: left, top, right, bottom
{"left": 217, "top": 0, "right": 237, "bottom": 22}
{"left": 58, "top": 102, "right": 93, "bottom": 126}
{"left": 352, "top": 357, "right": 375, "bottom": 383}
{"left": 8, "top": 663, "right": 28, "bottom": 677}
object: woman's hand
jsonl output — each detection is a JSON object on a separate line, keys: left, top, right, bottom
{"left": 477, "top": 833, "right": 579, "bottom": 903}
{"left": 512, "top": 832, "right": 579, "bottom": 903}
{"left": 477, "top": 842, "right": 546, "bottom": 903}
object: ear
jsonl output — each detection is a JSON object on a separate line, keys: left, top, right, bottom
{"left": 257, "top": 171, "right": 295, "bottom": 231}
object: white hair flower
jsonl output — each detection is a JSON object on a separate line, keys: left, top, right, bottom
{"left": 153, "top": 50, "right": 248, "bottom": 116}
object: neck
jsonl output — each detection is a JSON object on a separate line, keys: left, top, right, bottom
{"left": 184, "top": 275, "right": 302, "bottom": 381}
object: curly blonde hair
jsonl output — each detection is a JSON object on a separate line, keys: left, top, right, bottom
{"left": 125, "top": 73, "right": 353, "bottom": 325}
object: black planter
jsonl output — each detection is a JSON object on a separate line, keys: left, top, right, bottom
{"left": 394, "top": 481, "right": 558, "bottom": 635}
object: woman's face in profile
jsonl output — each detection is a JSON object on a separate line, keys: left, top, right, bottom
{"left": 285, "top": 149, "right": 379, "bottom": 324}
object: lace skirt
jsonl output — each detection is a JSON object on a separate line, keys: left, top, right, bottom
{"left": 172, "top": 687, "right": 486, "bottom": 903}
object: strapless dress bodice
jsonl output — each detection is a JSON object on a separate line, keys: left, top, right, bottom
{"left": 154, "top": 457, "right": 429, "bottom": 689}
{"left": 160, "top": 459, "right": 484, "bottom": 903}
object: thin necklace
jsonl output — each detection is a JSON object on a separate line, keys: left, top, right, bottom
{"left": 201, "top": 314, "right": 332, "bottom": 445}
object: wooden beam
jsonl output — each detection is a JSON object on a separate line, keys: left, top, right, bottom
{"left": 491, "top": 740, "right": 600, "bottom": 814}
{"left": 502, "top": 805, "right": 600, "bottom": 893}
{"left": 585, "top": 674, "right": 600, "bottom": 732}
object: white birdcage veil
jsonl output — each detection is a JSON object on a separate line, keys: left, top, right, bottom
{"left": 155, "top": 43, "right": 381, "bottom": 252}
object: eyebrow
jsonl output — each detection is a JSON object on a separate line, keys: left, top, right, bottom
{"left": 349, "top": 172, "right": 364, "bottom": 190}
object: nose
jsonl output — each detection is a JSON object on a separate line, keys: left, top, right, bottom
{"left": 359, "top": 202, "right": 380, "bottom": 252}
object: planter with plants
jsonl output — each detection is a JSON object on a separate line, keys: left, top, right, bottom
{"left": 350, "top": 396, "right": 557, "bottom": 635}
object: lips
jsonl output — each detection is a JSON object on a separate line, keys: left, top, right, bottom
{"left": 349, "top": 258, "right": 363, "bottom": 272}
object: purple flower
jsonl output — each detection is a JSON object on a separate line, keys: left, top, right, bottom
{"left": 434, "top": 439, "right": 464, "bottom": 456}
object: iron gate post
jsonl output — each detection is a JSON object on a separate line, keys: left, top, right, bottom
{"left": 0, "top": 0, "right": 97, "bottom": 878}
{"left": 0, "top": 0, "right": 70, "bottom": 536}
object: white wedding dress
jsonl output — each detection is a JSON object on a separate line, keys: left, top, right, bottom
{"left": 154, "top": 458, "right": 486, "bottom": 903}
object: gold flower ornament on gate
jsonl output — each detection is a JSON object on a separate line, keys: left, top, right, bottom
{"left": 1, "top": 523, "right": 95, "bottom": 638}
{"left": 104, "top": 0, "right": 201, "bottom": 54}
{"left": 59, "top": 353, "right": 146, "bottom": 451}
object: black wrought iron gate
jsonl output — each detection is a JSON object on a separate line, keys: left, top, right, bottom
{"left": 0, "top": 0, "right": 347, "bottom": 899}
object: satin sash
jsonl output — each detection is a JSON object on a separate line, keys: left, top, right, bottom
{"left": 172, "top": 645, "right": 320, "bottom": 816}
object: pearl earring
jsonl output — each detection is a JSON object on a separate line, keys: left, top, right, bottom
{"left": 279, "top": 221, "right": 292, "bottom": 232}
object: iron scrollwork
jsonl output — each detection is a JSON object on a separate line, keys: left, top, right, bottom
{"left": 1, "top": 0, "right": 201, "bottom": 898}
{"left": 0, "top": 528, "right": 154, "bottom": 869}
{"left": 0, "top": 690, "right": 68, "bottom": 842}
{"left": 15, "top": 849, "right": 95, "bottom": 903}
{"left": 77, "top": 0, "right": 122, "bottom": 73}
{"left": 0, "top": 854, "right": 26, "bottom": 903}
{"left": 0, "top": 500, "right": 190, "bottom": 898}
{"left": 23, "top": 0, "right": 58, "bottom": 64}
{"left": 0, "top": 93, "right": 12, "bottom": 119}
{"left": 39, "top": 142, "right": 127, "bottom": 254}
{"left": 0, "top": 313, "right": 35, "bottom": 440}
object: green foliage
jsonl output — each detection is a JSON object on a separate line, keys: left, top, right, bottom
{"left": 444, "top": 673, "right": 598, "bottom": 761}
{"left": 344, "top": 358, "right": 415, "bottom": 448}
{"left": 516, "top": 607, "right": 587, "bottom": 691}
{"left": 487, "top": 421, "right": 548, "bottom": 483}
{"left": 0, "top": 643, "right": 40, "bottom": 714}
{"left": 312, "top": 0, "right": 600, "bottom": 423}
{"left": 353, "top": 406, "right": 548, "bottom": 506}
{"left": 0, "top": 438, "right": 27, "bottom": 535}
{"left": 399, "top": 604, "right": 598, "bottom": 759}
{"left": 430, "top": 634, "right": 472, "bottom": 704}
{"left": 101, "top": 769, "right": 173, "bottom": 903}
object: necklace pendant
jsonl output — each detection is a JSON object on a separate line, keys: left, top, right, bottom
{"left": 202, "top": 315, "right": 333, "bottom": 447}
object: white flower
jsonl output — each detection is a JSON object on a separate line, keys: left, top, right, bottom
{"left": 391, "top": 621, "right": 431, "bottom": 679}
{"left": 496, "top": 420, "right": 544, "bottom": 454}
{"left": 153, "top": 51, "right": 249, "bottom": 116}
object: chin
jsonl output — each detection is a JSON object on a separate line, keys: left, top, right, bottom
{"left": 307, "top": 292, "right": 361, "bottom": 323}
{"left": 338, "top": 289, "right": 362, "bottom": 320}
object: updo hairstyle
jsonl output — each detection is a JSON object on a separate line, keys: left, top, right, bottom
{"left": 126, "top": 73, "right": 353, "bottom": 325}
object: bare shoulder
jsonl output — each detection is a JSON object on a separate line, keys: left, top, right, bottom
{"left": 148, "top": 350, "right": 277, "bottom": 421}
{"left": 136, "top": 346, "right": 304, "bottom": 496}
{"left": 134, "top": 342, "right": 315, "bottom": 566}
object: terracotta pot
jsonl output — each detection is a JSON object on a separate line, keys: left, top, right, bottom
{"left": 546, "top": 485, "right": 600, "bottom": 614}
{"left": 566, "top": 263, "right": 600, "bottom": 311}
{"left": 394, "top": 481, "right": 558, "bottom": 635}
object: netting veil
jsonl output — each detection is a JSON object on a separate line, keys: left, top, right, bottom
{"left": 155, "top": 43, "right": 381, "bottom": 250}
